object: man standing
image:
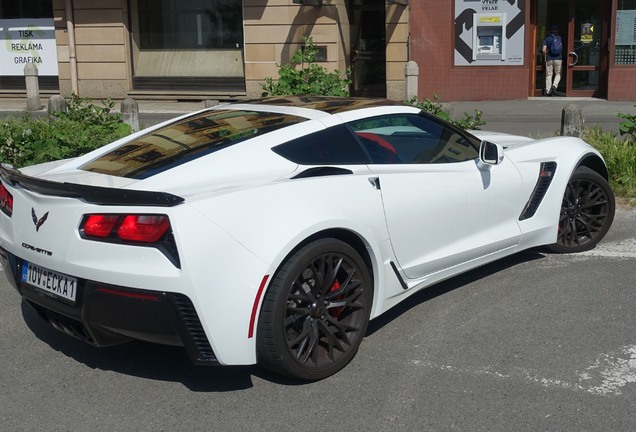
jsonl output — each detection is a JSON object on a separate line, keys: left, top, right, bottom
{"left": 542, "top": 24, "right": 563, "bottom": 96}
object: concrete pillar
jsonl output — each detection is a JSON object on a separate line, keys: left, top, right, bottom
{"left": 561, "top": 104, "right": 584, "bottom": 137}
{"left": 204, "top": 99, "right": 220, "bottom": 108}
{"left": 404, "top": 60, "right": 419, "bottom": 101}
{"left": 24, "top": 64, "right": 42, "bottom": 111}
{"left": 121, "top": 98, "right": 140, "bottom": 132}
{"left": 47, "top": 95, "right": 67, "bottom": 119}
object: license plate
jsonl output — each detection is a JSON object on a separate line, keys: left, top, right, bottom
{"left": 21, "top": 261, "right": 78, "bottom": 302}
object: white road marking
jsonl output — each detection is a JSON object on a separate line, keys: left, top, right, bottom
{"left": 578, "top": 239, "right": 636, "bottom": 259}
{"left": 532, "top": 238, "right": 636, "bottom": 269}
{"left": 409, "top": 344, "right": 636, "bottom": 396}
{"left": 584, "top": 345, "right": 636, "bottom": 395}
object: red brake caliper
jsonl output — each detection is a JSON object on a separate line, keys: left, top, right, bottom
{"left": 329, "top": 280, "right": 343, "bottom": 319}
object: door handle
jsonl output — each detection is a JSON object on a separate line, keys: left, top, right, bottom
{"left": 569, "top": 51, "right": 579, "bottom": 67}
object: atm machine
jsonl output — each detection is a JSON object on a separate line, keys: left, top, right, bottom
{"left": 473, "top": 13, "right": 506, "bottom": 61}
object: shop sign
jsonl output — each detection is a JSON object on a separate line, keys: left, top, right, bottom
{"left": 0, "top": 18, "right": 58, "bottom": 76}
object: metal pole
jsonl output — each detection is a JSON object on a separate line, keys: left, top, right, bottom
{"left": 65, "top": 0, "right": 79, "bottom": 94}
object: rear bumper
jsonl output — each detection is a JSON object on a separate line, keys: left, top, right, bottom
{"left": 0, "top": 247, "right": 218, "bottom": 366}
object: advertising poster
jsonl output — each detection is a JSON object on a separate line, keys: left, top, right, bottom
{"left": 0, "top": 18, "right": 58, "bottom": 76}
{"left": 454, "top": 0, "right": 526, "bottom": 66}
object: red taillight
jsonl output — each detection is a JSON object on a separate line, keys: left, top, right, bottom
{"left": 0, "top": 182, "right": 13, "bottom": 217}
{"left": 81, "top": 214, "right": 170, "bottom": 243}
{"left": 83, "top": 214, "right": 119, "bottom": 237}
{"left": 117, "top": 215, "right": 170, "bottom": 242}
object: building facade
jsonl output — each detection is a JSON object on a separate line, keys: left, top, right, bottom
{"left": 412, "top": 0, "right": 636, "bottom": 101}
{"left": 0, "top": 0, "right": 634, "bottom": 102}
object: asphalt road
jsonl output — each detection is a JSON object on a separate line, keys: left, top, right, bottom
{"left": 1, "top": 209, "right": 635, "bottom": 431}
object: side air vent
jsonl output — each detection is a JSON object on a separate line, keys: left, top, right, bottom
{"left": 169, "top": 294, "right": 218, "bottom": 365}
{"left": 519, "top": 161, "right": 558, "bottom": 220}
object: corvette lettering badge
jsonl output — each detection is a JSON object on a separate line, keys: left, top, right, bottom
{"left": 31, "top": 208, "right": 49, "bottom": 232}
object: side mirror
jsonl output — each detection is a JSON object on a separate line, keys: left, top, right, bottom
{"left": 479, "top": 140, "right": 504, "bottom": 165}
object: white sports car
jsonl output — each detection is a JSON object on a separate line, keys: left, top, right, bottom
{"left": 0, "top": 97, "right": 615, "bottom": 380}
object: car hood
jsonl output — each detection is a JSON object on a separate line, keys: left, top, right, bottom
{"left": 471, "top": 130, "right": 536, "bottom": 148}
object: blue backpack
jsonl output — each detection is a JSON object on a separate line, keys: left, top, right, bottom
{"left": 549, "top": 35, "right": 563, "bottom": 56}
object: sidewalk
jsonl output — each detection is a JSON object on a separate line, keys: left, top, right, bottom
{"left": 448, "top": 97, "right": 635, "bottom": 137}
{"left": 1, "top": 96, "right": 634, "bottom": 138}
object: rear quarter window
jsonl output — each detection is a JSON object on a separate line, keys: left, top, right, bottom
{"left": 273, "top": 125, "right": 370, "bottom": 165}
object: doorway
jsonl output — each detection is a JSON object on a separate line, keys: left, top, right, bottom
{"left": 349, "top": 0, "right": 386, "bottom": 97}
{"left": 534, "top": 0, "right": 610, "bottom": 97}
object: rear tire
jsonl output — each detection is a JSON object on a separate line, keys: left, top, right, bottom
{"left": 256, "top": 238, "right": 372, "bottom": 381}
{"left": 545, "top": 167, "right": 615, "bottom": 253}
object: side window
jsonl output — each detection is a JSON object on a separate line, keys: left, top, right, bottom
{"left": 347, "top": 114, "right": 479, "bottom": 164}
{"left": 272, "top": 124, "right": 370, "bottom": 165}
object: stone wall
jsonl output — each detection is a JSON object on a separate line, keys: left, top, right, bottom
{"left": 53, "top": 0, "right": 129, "bottom": 98}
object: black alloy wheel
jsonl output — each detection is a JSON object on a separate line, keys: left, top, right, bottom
{"left": 546, "top": 167, "right": 615, "bottom": 253}
{"left": 257, "top": 238, "right": 372, "bottom": 380}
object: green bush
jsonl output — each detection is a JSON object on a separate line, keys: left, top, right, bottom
{"left": 584, "top": 126, "right": 636, "bottom": 199}
{"left": 618, "top": 105, "right": 636, "bottom": 142}
{"left": 0, "top": 95, "right": 131, "bottom": 168}
{"left": 261, "top": 37, "right": 351, "bottom": 97}
{"left": 407, "top": 94, "right": 486, "bottom": 130}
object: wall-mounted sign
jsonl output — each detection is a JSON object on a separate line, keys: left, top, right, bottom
{"left": 0, "top": 18, "right": 58, "bottom": 76}
{"left": 454, "top": 0, "right": 525, "bottom": 66}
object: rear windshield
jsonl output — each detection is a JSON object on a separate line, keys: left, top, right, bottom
{"left": 80, "top": 110, "right": 307, "bottom": 179}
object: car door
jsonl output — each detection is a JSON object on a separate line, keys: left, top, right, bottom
{"left": 348, "top": 113, "right": 524, "bottom": 280}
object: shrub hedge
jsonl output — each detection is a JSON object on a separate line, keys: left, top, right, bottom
{"left": 0, "top": 95, "right": 131, "bottom": 168}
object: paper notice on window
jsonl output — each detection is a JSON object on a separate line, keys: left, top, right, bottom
{"left": 616, "top": 10, "right": 636, "bottom": 45}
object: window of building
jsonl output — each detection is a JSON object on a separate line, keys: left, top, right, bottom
{"left": 129, "top": 0, "right": 245, "bottom": 92}
{"left": 0, "top": 0, "right": 52, "bottom": 19}
{"left": 616, "top": 0, "right": 636, "bottom": 65}
{"left": 136, "top": 0, "right": 242, "bottom": 50}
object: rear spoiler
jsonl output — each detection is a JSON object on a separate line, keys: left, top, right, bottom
{"left": 0, "top": 164, "right": 184, "bottom": 207}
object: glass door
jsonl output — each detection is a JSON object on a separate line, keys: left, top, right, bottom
{"left": 534, "top": 0, "right": 609, "bottom": 97}
{"left": 349, "top": 0, "right": 386, "bottom": 97}
{"left": 567, "top": 0, "right": 603, "bottom": 96}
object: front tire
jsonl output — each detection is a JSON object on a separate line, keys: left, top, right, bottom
{"left": 546, "top": 166, "right": 615, "bottom": 253}
{"left": 256, "top": 238, "right": 372, "bottom": 381}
